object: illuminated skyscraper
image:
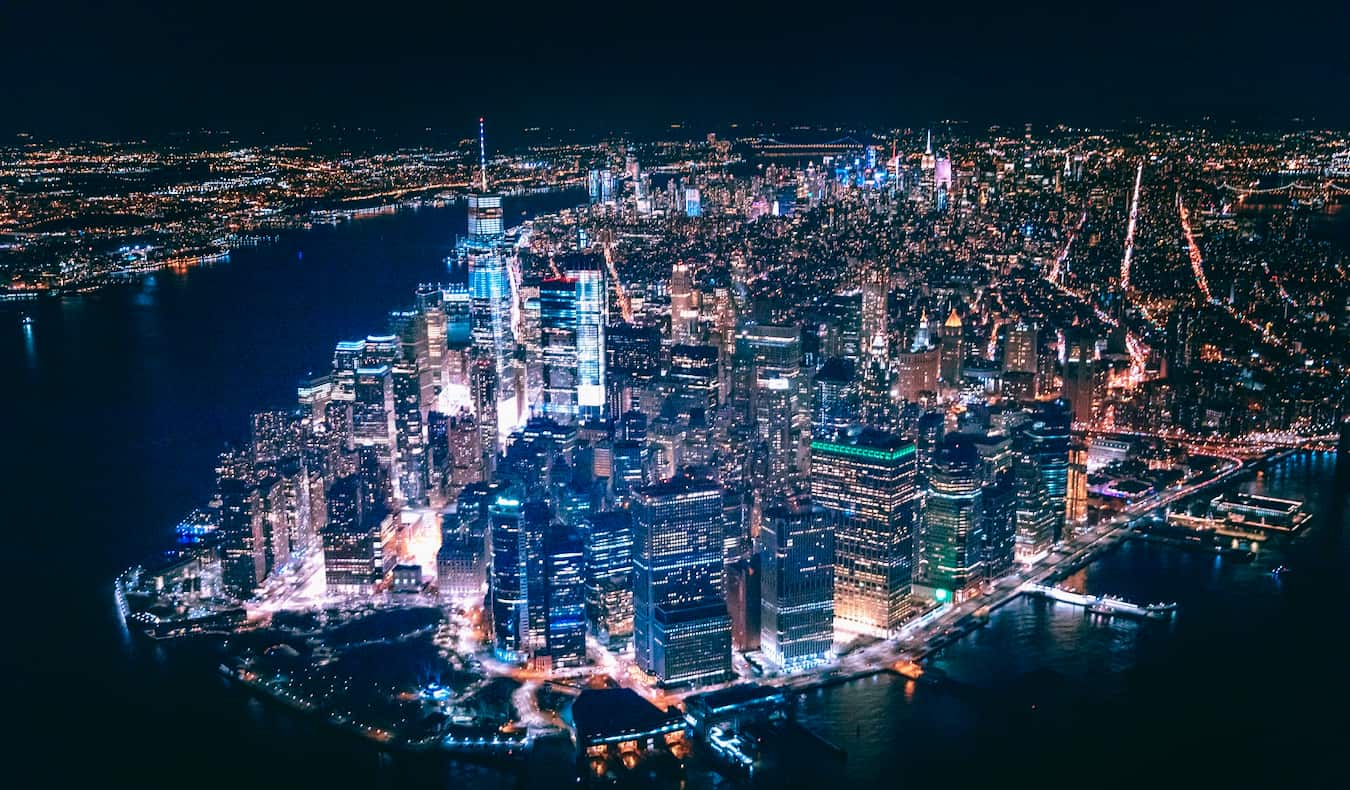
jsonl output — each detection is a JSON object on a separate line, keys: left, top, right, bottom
{"left": 444, "top": 285, "right": 472, "bottom": 346}
{"left": 352, "top": 365, "right": 397, "bottom": 479}
{"left": 322, "top": 468, "right": 394, "bottom": 595}
{"left": 1003, "top": 320, "right": 1037, "bottom": 374}
{"left": 821, "top": 291, "right": 863, "bottom": 363}
{"left": 760, "top": 500, "right": 835, "bottom": 670}
{"left": 488, "top": 492, "right": 546, "bottom": 663}
{"left": 735, "top": 324, "right": 807, "bottom": 502}
{"left": 1014, "top": 402, "right": 1070, "bottom": 560}
{"left": 572, "top": 255, "right": 607, "bottom": 422}
{"left": 670, "top": 262, "right": 699, "bottom": 344}
{"left": 894, "top": 347, "right": 939, "bottom": 403}
{"left": 467, "top": 192, "right": 504, "bottom": 239}
{"left": 583, "top": 511, "right": 634, "bottom": 645}
{"left": 860, "top": 270, "right": 888, "bottom": 350}
{"left": 606, "top": 322, "right": 660, "bottom": 417}
{"left": 543, "top": 521, "right": 586, "bottom": 668}
{"left": 459, "top": 118, "right": 519, "bottom": 448}
{"left": 1028, "top": 401, "right": 1070, "bottom": 542}
{"left": 860, "top": 336, "right": 897, "bottom": 431}
{"left": 684, "top": 186, "right": 702, "bottom": 217}
{"left": 812, "top": 357, "right": 858, "bottom": 436}
{"left": 668, "top": 343, "right": 720, "bottom": 419}
{"left": 811, "top": 428, "right": 919, "bottom": 635}
{"left": 919, "top": 435, "right": 985, "bottom": 601}
{"left": 632, "top": 476, "right": 731, "bottom": 686}
{"left": 540, "top": 275, "right": 580, "bottom": 422}
{"left": 1066, "top": 438, "right": 1089, "bottom": 538}
{"left": 391, "top": 363, "right": 426, "bottom": 504}
{"left": 1062, "top": 328, "right": 1098, "bottom": 427}
{"left": 415, "top": 285, "right": 449, "bottom": 394}
{"left": 469, "top": 251, "right": 514, "bottom": 395}
{"left": 218, "top": 475, "right": 265, "bottom": 598}
{"left": 975, "top": 433, "right": 1017, "bottom": 577}
{"left": 940, "top": 308, "right": 963, "bottom": 385}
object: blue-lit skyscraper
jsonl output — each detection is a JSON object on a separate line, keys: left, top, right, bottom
{"left": 540, "top": 276, "right": 578, "bottom": 422}
{"left": 632, "top": 476, "right": 731, "bottom": 686}
{"left": 489, "top": 492, "right": 545, "bottom": 662}
{"left": 572, "top": 257, "right": 607, "bottom": 422}
{"left": 468, "top": 251, "right": 513, "bottom": 390}
{"left": 544, "top": 521, "right": 586, "bottom": 668}
{"left": 583, "top": 511, "right": 634, "bottom": 644}
{"left": 444, "top": 284, "right": 472, "bottom": 345}
{"left": 1014, "top": 403, "right": 1069, "bottom": 563}
{"left": 812, "top": 357, "right": 858, "bottom": 436}
{"left": 460, "top": 118, "right": 519, "bottom": 452}
{"left": 760, "top": 499, "right": 835, "bottom": 670}
{"left": 684, "top": 187, "right": 702, "bottom": 217}
{"left": 467, "top": 191, "right": 504, "bottom": 239}
{"left": 539, "top": 255, "right": 607, "bottom": 424}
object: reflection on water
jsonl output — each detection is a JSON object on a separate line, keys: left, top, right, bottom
{"left": 22, "top": 321, "right": 35, "bottom": 368}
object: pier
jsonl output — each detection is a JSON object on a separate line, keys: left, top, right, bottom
{"left": 1021, "top": 583, "right": 1177, "bottom": 620}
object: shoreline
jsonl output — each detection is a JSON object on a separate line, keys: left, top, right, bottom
{"left": 113, "top": 447, "right": 1331, "bottom": 782}
{"left": 2, "top": 182, "right": 584, "bottom": 303}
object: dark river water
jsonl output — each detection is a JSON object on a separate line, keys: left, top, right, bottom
{"left": 3, "top": 194, "right": 1344, "bottom": 788}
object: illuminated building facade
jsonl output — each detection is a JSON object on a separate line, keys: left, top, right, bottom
{"left": 812, "top": 357, "right": 857, "bottom": 436}
{"left": 669, "top": 261, "right": 699, "bottom": 345}
{"left": 583, "top": 511, "right": 634, "bottom": 644}
{"left": 894, "top": 347, "right": 939, "bottom": 403}
{"left": 811, "top": 428, "right": 919, "bottom": 635}
{"left": 975, "top": 433, "right": 1017, "bottom": 577}
{"left": 632, "top": 476, "right": 731, "bottom": 686}
{"left": 322, "top": 470, "right": 393, "bottom": 595}
{"left": 760, "top": 500, "right": 835, "bottom": 670}
{"left": 539, "top": 256, "right": 607, "bottom": 424}
{"left": 1021, "top": 401, "right": 1071, "bottom": 543}
{"left": 544, "top": 521, "right": 587, "bottom": 668}
{"left": 488, "top": 493, "right": 545, "bottom": 662}
{"left": 940, "top": 308, "right": 963, "bottom": 385}
{"left": 1003, "top": 320, "right": 1038, "bottom": 375}
{"left": 919, "top": 435, "right": 985, "bottom": 601}
{"left": 668, "top": 343, "right": 720, "bottom": 419}
{"left": 735, "top": 324, "right": 807, "bottom": 502}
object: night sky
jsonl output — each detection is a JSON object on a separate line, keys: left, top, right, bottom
{"left": 4, "top": 0, "right": 1350, "bottom": 137}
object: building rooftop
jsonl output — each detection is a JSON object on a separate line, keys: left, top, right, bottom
{"left": 638, "top": 474, "right": 723, "bottom": 499}
{"left": 811, "top": 427, "right": 915, "bottom": 461}
{"left": 570, "top": 688, "right": 683, "bottom": 747}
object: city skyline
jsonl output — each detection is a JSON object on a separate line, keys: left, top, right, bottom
{"left": 5, "top": 17, "right": 1349, "bottom": 783}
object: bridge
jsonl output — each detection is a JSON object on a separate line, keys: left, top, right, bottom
{"left": 748, "top": 136, "right": 868, "bottom": 158}
{"left": 1220, "top": 178, "right": 1350, "bottom": 203}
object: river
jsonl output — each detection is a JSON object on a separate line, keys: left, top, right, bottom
{"left": 3, "top": 194, "right": 1344, "bottom": 788}
{"left": 2, "top": 192, "right": 581, "bottom": 787}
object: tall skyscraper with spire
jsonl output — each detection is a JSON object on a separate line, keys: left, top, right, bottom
{"left": 459, "top": 118, "right": 519, "bottom": 456}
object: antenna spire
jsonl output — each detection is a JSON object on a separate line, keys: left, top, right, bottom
{"left": 478, "top": 117, "right": 489, "bottom": 192}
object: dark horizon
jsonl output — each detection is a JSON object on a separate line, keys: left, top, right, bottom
{"left": 5, "top": 0, "right": 1350, "bottom": 139}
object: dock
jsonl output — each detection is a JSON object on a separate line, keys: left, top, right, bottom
{"left": 1021, "top": 583, "right": 1177, "bottom": 620}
